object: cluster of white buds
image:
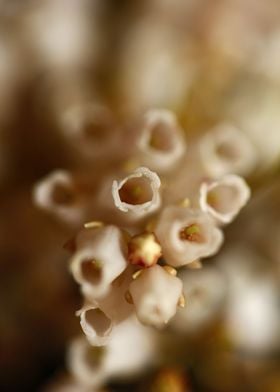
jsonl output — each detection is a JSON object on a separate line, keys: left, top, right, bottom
{"left": 33, "top": 109, "right": 254, "bottom": 389}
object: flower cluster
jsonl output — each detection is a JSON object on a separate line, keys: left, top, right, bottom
{"left": 33, "top": 107, "right": 254, "bottom": 389}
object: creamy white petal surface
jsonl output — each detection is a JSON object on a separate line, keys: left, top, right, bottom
{"left": 137, "top": 109, "right": 186, "bottom": 172}
{"left": 112, "top": 166, "right": 161, "bottom": 216}
{"left": 129, "top": 265, "right": 183, "bottom": 328}
{"left": 70, "top": 225, "right": 128, "bottom": 299}
{"left": 199, "top": 174, "right": 251, "bottom": 224}
{"left": 33, "top": 170, "right": 84, "bottom": 225}
{"left": 199, "top": 123, "right": 257, "bottom": 177}
{"left": 156, "top": 206, "right": 224, "bottom": 266}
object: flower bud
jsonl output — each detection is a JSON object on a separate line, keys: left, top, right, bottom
{"left": 128, "top": 232, "right": 162, "bottom": 267}
{"left": 129, "top": 265, "right": 183, "bottom": 328}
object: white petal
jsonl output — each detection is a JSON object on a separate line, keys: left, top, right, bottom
{"left": 112, "top": 167, "right": 161, "bottom": 216}
{"left": 155, "top": 206, "right": 224, "bottom": 267}
{"left": 199, "top": 123, "right": 257, "bottom": 177}
{"left": 129, "top": 265, "right": 183, "bottom": 328}
{"left": 78, "top": 305, "right": 114, "bottom": 347}
{"left": 33, "top": 170, "right": 84, "bottom": 225}
{"left": 199, "top": 174, "right": 251, "bottom": 224}
{"left": 70, "top": 226, "right": 128, "bottom": 299}
{"left": 137, "top": 109, "right": 186, "bottom": 172}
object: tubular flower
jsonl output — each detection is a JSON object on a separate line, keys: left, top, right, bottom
{"left": 112, "top": 166, "right": 161, "bottom": 217}
{"left": 137, "top": 109, "right": 186, "bottom": 173}
{"left": 69, "top": 225, "right": 128, "bottom": 299}
{"left": 129, "top": 265, "right": 183, "bottom": 328}
{"left": 33, "top": 169, "right": 85, "bottom": 225}
{"left": 155, "top": 206, "right": 224, "bottom": 267}
{"left": 77, "top": 305, "right": 114, "bottom": 347}
{"left": 199, "top": 123, "right": 257, "bottom": 177}
{"left": 199, "top": 174, "right": 251, "bottom": 224}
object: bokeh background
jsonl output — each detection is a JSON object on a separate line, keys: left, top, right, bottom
{"left": 1, "top": 1, "right": 280, "bottom": 391}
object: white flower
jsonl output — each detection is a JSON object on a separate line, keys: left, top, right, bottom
{"left": 77, "top": 305, "right": 114, "bottom": 347}
{"left": 129, "top": 265, "right": 183, "bottom": 328}
{"left": 199, "top": 174, "right": 251, "bottom": 224}
{"left": 218, "top": 247, "right": 280, "bottom": 355}
{"left": 137, "top": 109, "right": 186, "bottom": 172}
{"left": 155, "top": 206, "right": 224, "bottom": 267}
{"left": 171, "top": 267, "right": 226, "bottom": 333}
{"left": 112, "top": 167, "right": 161, "bottom": 216}
{"left": 199, "top": 123, "right": 257, "bottom": 177}
{"left": 33, "top": 170, "right": 84, "bottom": 225}
{"left": 60, "top": 103, "right": 118, "bottom": 160}
{"left": 67, "top": 337, "right": 106, "bottom": 388}
{"left": 70, "top": 225, "right": 128, "bottom": 299}
{"left": 68, "top": 318, "right": 156, "bottom": 386}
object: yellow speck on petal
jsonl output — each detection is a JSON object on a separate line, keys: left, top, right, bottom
{"left": 132, "top": 269, "right": 143, "bottom": 280}
{"left": 178, "top": 198, "right": 191, "bottom": 208}
{"left": 84, "top": 221, "right": 104, "bottom": 229}
{"left": 178, "top": 294, "right": 186, "bottom": 308}
{"left": 163, "top": 265, "right": 177, "bottom": 276}
{"left": 187, "top": 260, "right": 202, "bottom": 269}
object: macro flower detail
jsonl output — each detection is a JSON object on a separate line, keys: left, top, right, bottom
{"left": 136, "top": 109, "right": 186, "bottom": 173}
{"left": 69, "top": 225, "right": 128, "bottom": 299}
{"left": 199, "top": 123, "right": 257, "bottom": 177}
{"left": 128, "top": 232, "right": 162, "bottom": 267}
{"left": 129, "top": 265, "right": 183, "bottom": 328}
{"left": 33, "top": 169, "right": 85, "bottom": 225}
{"left": 155, "top": 206, "right": 224, "bottom": 267}
{"left": 112, "top": 166, "right": 161, "bottom": 216}
{"left": 199, "top": 174, "right": 251, "bottom": 224}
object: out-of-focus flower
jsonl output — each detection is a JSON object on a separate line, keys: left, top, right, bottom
{"left": 219, "top": 247, "right": 280, "bottom": 355}
{"left": 68, "top": 318, "right": 157, "bottom": 387}
{"left": 112, "top": 166, "right": 161, "bottom": 217}
{"left": 136, "top": 109, "right": 186, "bottom": 173}
{"left": 129, "top": 265, "right": 183, "bottom": 328}
{"left": 69, "top": 225, "right": 128, "bottom": 299}
{"left": 171, "top": 267, "right": 226, "bottom": 333}
{"left": 60, "top": 103, "right": 120, "bottom": 161}
{"left": 33, "top": 170, "right": 86, "bottom": 226}
{"left": 155, "top": 206, "right": 224, "bottom": 267}
{"left": 199, "top": 123, "right": 257, "bottom": 177}
{"left": 118, "top": 18, "right": 195, "bottom": 113}
{"left": 227, "top": 83, "right": 280, "bottom": 171}
{"left": 67, "top": 337, "right": 106, "bottom": 388}
{"left": 148, "top": 367, "right": 191, "bottom": 392}
{"left": 199, "top": 174, "right": 251, "bottom": 224}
